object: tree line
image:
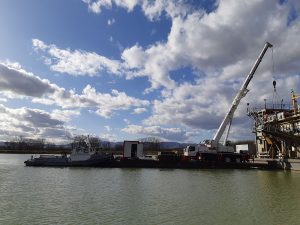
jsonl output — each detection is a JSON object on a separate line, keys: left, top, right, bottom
{"left": 0, "top": 135, "right": 163, "bottom": 153}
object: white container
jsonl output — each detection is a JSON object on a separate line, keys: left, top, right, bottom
{"left": 123, "top": 141, "right": 143, "bottom": 158}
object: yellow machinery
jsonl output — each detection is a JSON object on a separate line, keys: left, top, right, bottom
{"left": 291, "top": 89, "right": 300, "bottom": 115}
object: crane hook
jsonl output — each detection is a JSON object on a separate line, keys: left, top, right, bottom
{"left": 273, "top": 80, "right": 276, "bottom": 89}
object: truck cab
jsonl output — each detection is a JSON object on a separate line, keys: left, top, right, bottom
{"left": 183, "top": 144, "right": 209, "bottom": 157}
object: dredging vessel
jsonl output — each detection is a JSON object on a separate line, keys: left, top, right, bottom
{"left": 247, "top": 84, "right": 300, "bottom": 170}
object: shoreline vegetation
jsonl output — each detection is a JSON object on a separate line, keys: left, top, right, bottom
{"left": 0, "top": 136, "right": 180, "bottom": 155}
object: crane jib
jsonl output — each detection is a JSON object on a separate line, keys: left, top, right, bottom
{"left": 212, "top": 42, "right": 273, "bottom": 145}
{"left": 243, "top": 43, "right": 272, "bottom": 90}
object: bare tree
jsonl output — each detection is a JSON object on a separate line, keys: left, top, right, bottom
{"left": 89, "top": 136, "right": 102, "bottom": 151}
{"left": 71, "top": 135, "right": 87, "bottom": 150}
{"left": 71, "top": 135, "right": 102, "bottom": 152}
{"left": 8, "top": 136, "right": 45, "bottom": 151}
{"left": 114, "top": 143, "right": 123, "bottom": 153}
{"left": 139, "top": 137, "right": 161, "bottom": 152}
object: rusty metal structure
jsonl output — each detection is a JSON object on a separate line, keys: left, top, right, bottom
{"left": 248, "top": 89, "right": 300, "bottom": 159}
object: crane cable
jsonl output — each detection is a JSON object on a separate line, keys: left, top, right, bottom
{"left": 271, "top": 47, "right": 280, "bottom": 108}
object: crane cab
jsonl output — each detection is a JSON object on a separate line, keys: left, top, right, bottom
{"left": 183, "top": 144, "right": 209, "bottom": 157}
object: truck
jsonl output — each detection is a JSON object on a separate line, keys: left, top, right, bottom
{"left": 184, "top": 42, "right": 273, "bottom": 163}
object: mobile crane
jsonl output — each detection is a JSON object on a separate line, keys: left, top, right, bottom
{"left": 184, "top": 42, "right": 273, "bottom": 162}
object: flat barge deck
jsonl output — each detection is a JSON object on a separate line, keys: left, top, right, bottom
{"left": 25, "top": 158, "right": 284, "bottom": 170}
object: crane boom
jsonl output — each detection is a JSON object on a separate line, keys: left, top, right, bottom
{"left": 213, "top": 42, "right": 273, "bottom": 143}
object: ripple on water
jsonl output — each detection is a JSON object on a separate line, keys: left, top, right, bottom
{"left": 1, "top": 155, "right": 300, "bottom": 225}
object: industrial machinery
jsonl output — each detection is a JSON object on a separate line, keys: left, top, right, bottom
{"left": 184, "top": 42, "right": 273, "bottom": 161}
{"left": 291, "top": 89, "right": 300, "bottom": 115}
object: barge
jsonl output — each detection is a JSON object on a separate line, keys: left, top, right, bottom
{"left": 24, "top": 140, "right": 282, "bottom": 170}
{"left": 24, "top": 155, "right": 283, "bottom": 170}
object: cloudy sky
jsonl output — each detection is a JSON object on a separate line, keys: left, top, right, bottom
{"left": 0, "top": 0, "right": 300, "bottom": 143}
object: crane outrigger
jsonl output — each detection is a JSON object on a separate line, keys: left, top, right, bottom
{"left": 184, "top": 42, "right": 273, "bottom": 161}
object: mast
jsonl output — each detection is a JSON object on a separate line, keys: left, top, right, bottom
{"left": 213, "top": 42, "right": 273, "bottom": 143}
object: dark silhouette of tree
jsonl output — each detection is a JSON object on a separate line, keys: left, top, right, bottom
{"left": 71, "top": 135, "right": 102, "bottom": 152}
{"left": 139, "top": 137, "right": 161, "bottom": 152}
{"left": 89, "top": 136, "right": 102, "bottom": 151}
{"left": 10, "top": 136, "right": 45, "bottom": 151}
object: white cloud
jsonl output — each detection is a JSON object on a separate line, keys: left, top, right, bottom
{"left": 0, "top": 63, "right": 150, "bottom": 119}
{"left": 114, "top": 0, "right": 139, "bottom": 12}
{"left": 119, "top": 0, "right": 300, "bottom": 141}
{"left": 0, "top": 104, "right": 74, "bottom": 143}
{"left": 100, "top": 132, "right": 117, "bottom": 141}
{"left": 83, "top": 0, "right": 113, "bottom": 13}
{"left": 117, "top": 1, "right": 300, "bottom": 91}
{"left": 144, "top": 81, "right": 230, "bottom": 129}
{"left": 32, "top": 39, "right": 48, "bottom": 51}
{"left": 32, "top": 39, "right": 122, "bottom": 76}
{"left": 122, "top": 43, "right": 178, "bottom": 91}
{"left": 123, "top": 118, "right": 130, "bottom": 124}
{"left": 122, "top": 124, "right": 198, "bottom": 142}
{"left": 81, "top": 85, "right": 150, "bottom": 118}
{"left": 144, "top": 69, "right": 300, "bottom": 141}
{"left": 107, "top": 18, "right": 115, "bottom": 25}
{"left": 104, "top": 125, "right": 111, "bottom": 132}
{"left": 0, "top": 63, "right": 58, "bottom": 98}
{"left": 82, "top": 0, "right": 190, "bottom": 20}
{"left": 44, "top": 84, "right": 149, "bottom": 118}
{"left": 83, "top": 0, "right": 139, "bottom": 14}
{"left": 51, "top": 109, "right": 80, "bottom": 122}
{"left": 32, "top": 98, "right": 56, "bottom": 105}
{"left": 140, "top": 0, "right": 191, "bottom": 21}
{"left": 28, "top": 0, "right": 300, "bottom": 142}
{"left": 80, "top": 0, "right": 300, "bottom": 93}
{"left": 122, "top": 45, "right": 146, "bottom": 69}
{"left": 132, "top": 107, "right": 147, "bottom": 114}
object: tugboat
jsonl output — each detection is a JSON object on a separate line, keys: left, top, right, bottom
{"left": 24, "top": 136, "right": 113, "bottom": 167}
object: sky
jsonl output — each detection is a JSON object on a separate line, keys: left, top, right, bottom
{"left": 0, "top": 0, "right": 300, "bottom": 144}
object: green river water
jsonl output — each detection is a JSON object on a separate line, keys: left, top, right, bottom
{"left": 0, "top": 154, "right": 300, "bottom": 225}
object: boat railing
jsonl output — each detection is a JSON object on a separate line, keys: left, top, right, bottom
{"left": 249, "top": 103, "right": 293, "bottom": 111}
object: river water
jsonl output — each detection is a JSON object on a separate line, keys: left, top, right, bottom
{"left": 0, "top": 154, "right": 300, "bottom": 225}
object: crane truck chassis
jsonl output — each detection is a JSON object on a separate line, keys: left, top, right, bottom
{"left": 184, "top": 42, "right": 273, "bottom": 163}
{"left": 183, "top": 145, "right": 250, "bottom": 163}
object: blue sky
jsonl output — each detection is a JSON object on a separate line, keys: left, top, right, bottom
{"left": 0, "top": 0, "right": 300, "bottom": 143}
